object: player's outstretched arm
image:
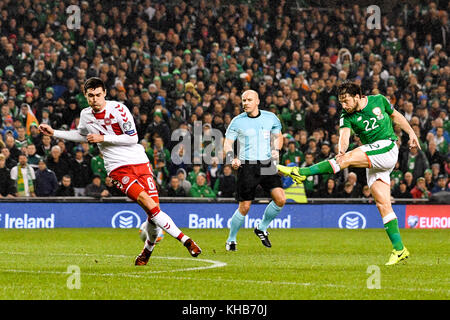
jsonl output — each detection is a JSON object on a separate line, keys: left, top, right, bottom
{"left": 39, "top": 123, "right": 87, "bottom": 142}
{"left": 337, "top": 127, "right": 351, "bottom": 160}
{"left": 390, "top": 110, "right": 420, "bottom": 149}
{"left": 39, "top": 124, "right": 54, "bottom": 136}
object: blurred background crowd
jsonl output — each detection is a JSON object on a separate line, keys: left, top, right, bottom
{"left": 0, "top": 0, "right": 449, "bottom": 200}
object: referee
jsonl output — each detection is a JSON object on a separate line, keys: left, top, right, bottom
{"left": 223, "top": 90, "right": 286, "bottom": 251}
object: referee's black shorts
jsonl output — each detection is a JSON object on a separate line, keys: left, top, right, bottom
{"left": 235, "top": 160, "right": 282, "bottom": 202}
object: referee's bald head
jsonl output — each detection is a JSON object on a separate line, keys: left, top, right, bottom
{"left": 242, "top": 90, "right": 260, "bottom": 116}
{"left": 242, "top": 90, "right": 259, "bottom": 99}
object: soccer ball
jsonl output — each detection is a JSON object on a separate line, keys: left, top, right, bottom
{"left": 139, "top": 221, "right": 164, "bottom": 243}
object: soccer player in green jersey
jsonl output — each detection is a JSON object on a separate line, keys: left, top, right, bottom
{"left": 278, "top": 81, "right": 420, "bottom": 265}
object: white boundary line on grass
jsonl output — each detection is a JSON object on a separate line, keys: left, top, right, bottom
{"left": 0, "top": 252, "right": 448, "bottom": 294}
{"left": 0, "top": 251, "right": 227, "bottom": 274}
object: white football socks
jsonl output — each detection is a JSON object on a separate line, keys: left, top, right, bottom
{"left": 142, "top": 220, "right": 161, "bottom": 251}
{"left": 151, "top": 210, "right": 189, "bottom": 243}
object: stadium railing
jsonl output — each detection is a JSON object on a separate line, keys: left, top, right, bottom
{"left": 0, "top": 197, "right": 430, "bottom": 204}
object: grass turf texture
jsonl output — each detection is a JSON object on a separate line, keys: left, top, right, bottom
{"left": 0, "top": 228, "right": 448, "bottom": 300}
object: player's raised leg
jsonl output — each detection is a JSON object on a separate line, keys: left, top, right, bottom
{"left": 370, "top": 180, "right": 409, "bottom": 265}
{"left": 277, "top": 147, "right": 369, "bottom": 181}
{"left": 254, "top": 188, "right": 286, "bottom": 248}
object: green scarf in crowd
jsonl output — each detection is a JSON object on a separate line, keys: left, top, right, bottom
{"left": 17, "top": 164, "right": 34, "bottom": 196}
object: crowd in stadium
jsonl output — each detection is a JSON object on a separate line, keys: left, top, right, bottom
{"left": 0, "top": 0, "right": 449, "bottom": 200}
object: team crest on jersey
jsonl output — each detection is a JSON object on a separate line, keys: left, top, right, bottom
{"left": 104, "top": 118, "right": 112, "bottom": 125}
{"left": 122, "top": 176, "right": 130, "bottom": 185}
{"left": 372, "top": 107, "right": 384, "bottom": 120}
{"left": 123, "top": 121, "right": 132, "bottom": 131}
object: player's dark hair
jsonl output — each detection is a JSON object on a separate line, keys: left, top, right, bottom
{"left": 83, "top": 77, "right": 106, "bottom": 93}
{"left": 337, "top": 81, "right": 362, "bottom": 98}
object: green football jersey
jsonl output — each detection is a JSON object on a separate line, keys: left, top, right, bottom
{"left": 339, "top": 94, "right": 398, "bottom": 145}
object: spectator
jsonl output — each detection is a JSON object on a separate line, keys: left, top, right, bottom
{"left": 5, "top": 134, "right": 21, "bottom": 161}
{"left": 15, "top": 126, "right": 32, "bottom": 150}
{"left": 425, "top": 140, "right": 445, "bottom": 172}
{"left": 35, "top": 159, "right": 58, "bottom": 197}
{"left": 169, "top": 143, "right": 190, "bottom": 176}
{"left": 55, "top": 175, "right": 75, "bottom": 197}
{"left": 1, "top": 147, "right": 17, "bottom": 169}
{"left": 410, "top": 177, "right": 431, "bottom": 199}
{"left": 146, "top": 108, "right": 171, "bottom": 147}
{"left": 36, "top": 134, "right": 53, "bottom": 159}
{"left": 213, "top": 164, "right": 236, "bottom": 198}
{"left": 0, "top": 153, "right": 16, "bottom": 197}
{"left": 189, "top": 172, "right": 216, "bottom": 198}
{"left": 305, "top": 102, "right": 324, "bottom": 135}
{"left": 338, "top": 181, "right": 360, "bottom": 198}
{"left": 431, "top": 163, "right": 442, "bottom": 183}
{"left": 26, "top": 144, "right": 42, "bottom": 171}
{"left": 301, "top": 152, "right": 320, "bottom": 197}
{"left": 1, "top": 115, "right": 18, "bottom": 140}
{"left": 403, "top": 172, "right": 415, "bottom": 193}
{"left": 445, "top": 156, "right": 450, "bottom": 177}
{"left": 345, "top": 172, "right": 363, "bottom": 197}
{"left": 153, "top": 158, "right": 170, "bottom": 190}
{"left": 105, "top": 176, "right": 124, "bottom": 197}
{"left": 392, "top": 181, "right": 413, "bottom": 199}
{"left": 401, "top": 145, "right": 429, "bottom": 183}
{"left": 85, "top": 174, "right": 109, "bottom": 198}
{"left": 187, "top": 163, "right": 204, "bottom": 186}
{"left": 46, "top": 145, "right": 71, "bottom": 182}
{"left": 431, "top": 175, "right": 450, "bottom": 194}
{"left": 10, "top": 153, "right": 35, "bottom": 197}
{"left": 146, "top": 136, "right": 171, "bottom": 168}
{"left": 206, "top": 156, "right": 221, "bottom": 188}
{"left": 318, "top": 178, "right": 339, "bottom": 198}
{"left": 166, "top": 176, "right": 186, "bottom": 197}
{"left": 70, "top": 148, "right": 93, "bottom": 196}
{"left": 424, "top": 169, "right": 435, "bottom": 191}
{"left": 176, "top": 168, "right": 192, "bottom": 195}
{"left": 90, "top": 152, "right": 107, "bottom": 182}
{"left": 390, "top": 162, "right": 404, "bottom": 187}
{"left": 281, "top": 140, "right": 304, "bottom": 166}
{"left": 361, "top": 185, "right": 373, "bottom": 203}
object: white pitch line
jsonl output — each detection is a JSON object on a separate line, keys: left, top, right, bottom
{"left": 1, "top": 268, "right": 448, "bottom": 294}
{"left": 0, "top": 252, "right": 448, "bottom": 294}
{"left": 0, "top": 251, "right": 227, "bottom": 274}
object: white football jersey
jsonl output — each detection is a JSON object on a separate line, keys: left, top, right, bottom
{"left": 78, "top": 100, "right": 148, "bottom": 174}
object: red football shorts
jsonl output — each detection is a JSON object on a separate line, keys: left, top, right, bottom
{"left": 109, "top": 162, "right": 159, "bottom": 204}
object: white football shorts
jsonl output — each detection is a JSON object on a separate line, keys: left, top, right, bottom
{"left": 359, "top": 140, "right": 398, "bottom": 188}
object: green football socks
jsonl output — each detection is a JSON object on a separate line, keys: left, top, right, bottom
{"left": 299, "top": 159, "right": 336, "bottom": 176}
{"left": 383, "top": 213, "right": 404, "bottom": 251}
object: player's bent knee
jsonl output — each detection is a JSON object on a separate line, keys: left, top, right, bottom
{"left": 337, "top": 149, "right": 368, "bottom": 168}
{"left": 375, "top": 200, "right": 392, "bottom": 214}
{"left": 239, "top": 202, "right": 251, "bottom": 215}
{"left": 274, "top": 195, "right": 286, "bottom": 207}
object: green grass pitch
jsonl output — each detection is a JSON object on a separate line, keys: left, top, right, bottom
{"left": 0, "top": 228, "right": 448, "bottom": 300}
